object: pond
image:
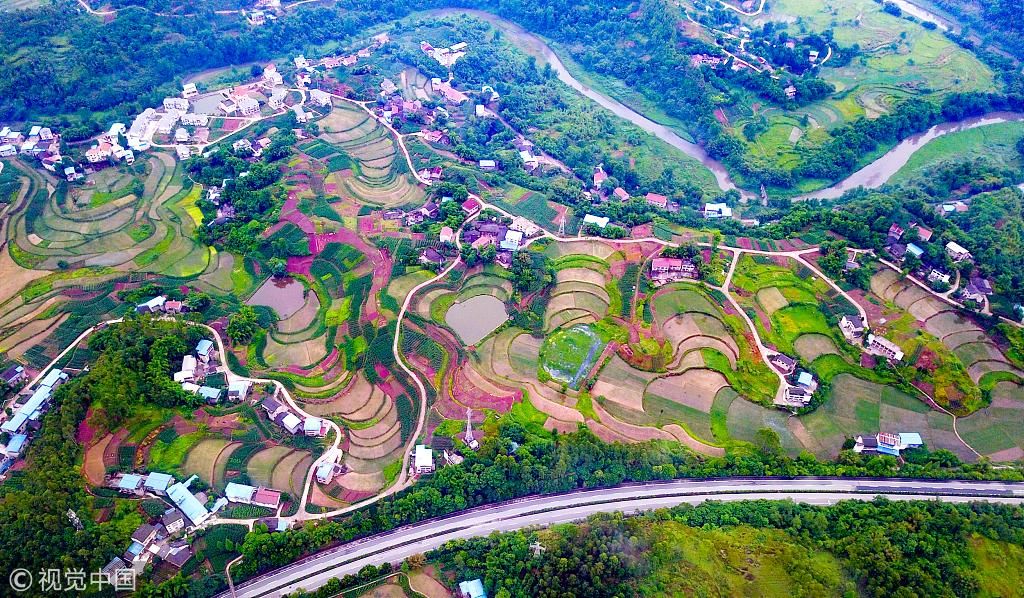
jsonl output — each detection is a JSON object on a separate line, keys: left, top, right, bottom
{"left": 445, "top": 294, "right": 508, "bottom": 346}
{"left": 246, "top": 276, "right": 306, "bottom": 320}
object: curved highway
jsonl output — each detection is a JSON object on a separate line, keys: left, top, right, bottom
{"left": 222, "top": 477, "right": 1024, "bottom": 598}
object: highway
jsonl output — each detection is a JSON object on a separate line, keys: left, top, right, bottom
{"left": 222, "top": 477, "right": 1024, "bottom": 598}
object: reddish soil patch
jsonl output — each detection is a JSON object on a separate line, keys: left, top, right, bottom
{"left": 170, "top": 415, "right": 199, "bottom": 436}
{"left": 774, "top": 239, "right": 793, "bottom": 251}
{"left": 630, "top": 223, "right": 654, "bottom": 239}
{"left": 846, "top": 289, "right": 885, "bottom": 322}
{"left": 549, "top": 202, "right": 569, "bottom": 229}
{"left": 77, "top": 408, "right": 100, "bottom": 445}
{"left": 358, "top": 216, "right": 378, "bottom": 234}
{"left": 735, "top": 237, "right": 754, "bottom": 250}
{"left": 374, "top": 363, "right": 392, "bottom": 380}
{"left": 609, "top": 260, "right": 629, "bottom": 278}
{"left": 701, "top": 249, "right": 714, "bottom": 263}
{"left": 451, "top": 371, "right": 518, "bottom": 414}
{"left": 754, "top": 307, "right": 772, "bottom": 332}
{"left": 409, "top": 355, "right": 438, "bottom": 381}
{"left": 913, "top": 381, "right": 936, "bottom": 397}
{"left": 721, "top": 301, "right": 739, "bottom": 317}
{"left": 336, "top": 488, "right": 376, "bottom": 503}
{"left": 714, "top": 108, "right": 730, "bottom": 127}
{"left": 220, "top": 118, "right": 244, "bottom": 132}
{"left": 860, "top": 353, "right": 878, "bottom": 368}
{"left": 771, "top": 254, "right": 789, "bottom": 268}
{"left": 103, "top": 429, "right": 130, "bottom": 469}
{"left": 916, "top": 348, "right": 938, "bottom": 372}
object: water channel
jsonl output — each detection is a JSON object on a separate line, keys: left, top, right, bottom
{"left": 427, "top": 9, "right": 1021, "bottom": 201}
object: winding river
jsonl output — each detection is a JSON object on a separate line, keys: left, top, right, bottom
{"left": 426, "top": 9, "right": 1021, "bottom": 201}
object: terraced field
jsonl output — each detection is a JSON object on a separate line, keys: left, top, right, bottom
{"left": 298, "top": 373, "right": 406, "bottom": 494}
{"left": 870, "top": 269, "right": 1021, "bottom": 413}
{"left": 545, "top": 254, "right": 612, "bottom": 330}
{"left": 315, "top": 101, "right": 423, "bottom": 208}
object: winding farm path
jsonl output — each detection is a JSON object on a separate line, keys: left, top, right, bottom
{"left": 716, "top": 0, "right": 767, "bottom": 17}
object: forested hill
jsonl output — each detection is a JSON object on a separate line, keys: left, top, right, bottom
{"left": 929, "top": 0, "right": 1024, "bottom": 67}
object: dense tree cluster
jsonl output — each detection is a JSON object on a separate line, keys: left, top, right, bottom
{"left": 0, "top": 318, "right": 203, "bottom": 585}
{"left": 233, "top": 417, "right": 1021, "bottom": 580}
{"left": 431, "top": 499, "right": 1024, "bottom": 598}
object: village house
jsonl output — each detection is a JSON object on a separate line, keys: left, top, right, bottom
{"left": 645, "top": 192, "right": 668, "bottom": 210}
{"left": 478, "top": 159, "right": 497, "bottom": 171}
{"left": 461, "top": 198, "right": 481, "bottom": 216}
{"left": 458, "top": 579, "right": 487, "bottom": 598}
{"left": 163, "top": 97, "right": 190, "bottom": 112}
{"left": 854, "top": 432, "right": 923, "bottom": 456}
{"left": 436, "top": 81, "right": 469, "bottom": 104}
{"left": 1, "top": 364, "right": 25, "bottom": 388}
{"left": 784, "top": 85, "right": 797, "bottom": 99}
{"left": 145, "top": 472, "right": 174, "bottom": 494}
{"left": 649, "top": 257, "right": 698, "bottom": 282}
{"left": 500, "top": 230, "right": 524, "bottom": 251}
{"left": 419, "top": 247, "right": 446, "bottom": 267}
{"left": 85, "top": 142, "right": 113, "bottom": 163}
{"left": 293, "top": 105, "right": 309, "bottom": 123}
{"left": 518, "top": 150, "right": 539, "bottom": 172}
{"left": 928, "top": 269, "right": 951, "bottom": 286}
{"left": 294, "top": 55, "right": 310, "bottom": 70}
{"left": 839, "top": 314, "right": 865, "bottom": 341}
{"left": 117, "top": 473, "right": 145, "bottom": 495}
{"left": 182, "top": 83, "right": 199, "bottom": 99}
{"left": 309, "top": 89, "right": 332, "bottom": 107}
{"left": 867, "top": 334, "right": 904, "bottom": 362}
{"left": 268, "top": 88, "right": 288, "bottom": 109}
{"left": 227, "top": 380, "right": 252, "bottom": 401}
{"left": 236, "top": 96, "right": 260, "bottom": 116}
{"left": 304, "top": 416, "right": 326, "bottom": 437}
{"left": 156, "top": 112, "right": 179, "bottom": 135}
{"left": 946, "top": 241, "right": 972, "bottom": 262}
{"left": 174, "top": 127, "right": 190, "bottom": 144}
{"left": 583, "top": 214, "right": 609, "bottom": 229}
{"left": 219, "top": 100, "right": 239, "bottom": 115}
{"left": 439, "top": 226, "right": 455, "bottom": 244}
{"left": 768, "top": 353, "right": 797, "bottom": 374}
{"left": 0, "top": 144, "right": 16, "bottom": 158}
{"left": 275, "top": 411, "right": 303, "bottom": 434}
{"left": 196, "top": 339, "right": 215, "bottom": 363}
{"left": 414, "top": 444, "right": 434, "bottom": 474}
{"left": 263, "top": 63, "right": 284, "bottom": 87}
{"left": 703, "top": 202, "right": 733, "bottom": 219}
{"left": 233, "top": 138, "right": 253, "bottom": 153}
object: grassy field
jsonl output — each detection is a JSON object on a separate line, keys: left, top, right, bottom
{"left": 540, "top": 324, "right": 606, "bottom": 389}
{"left": 890, "top": 121, "right": 1024, "bottom": 184}
{"left": 734, "top": 0, "right": 996, "bottom": 178}
{"left": 637, "top": 521, "right": 851, "bottom": 596}
{"left": 970, "top": 535, "right": 1024, "bottom": 598}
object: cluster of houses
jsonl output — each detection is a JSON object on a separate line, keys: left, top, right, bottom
{"left": 260, "top": 396, "right": 327, "bottom": 437}
{"left": 106, "top": 472, "right": 213, "bottom": 572}
{"left": 838, "top": 314, "right": 905, "bottom": 362}
{"left": 0, "top": 367, "right": 69, "bottom": 474}
{"left": 853, "top": 432, "right": 923, "bottom": 457}
{"left": 421, "top": 40, "right": 469, "bottom": 69}
{"left": 0, "top": 125, "right": 64, "bottom": 174}
{"left": 884, "top": 223, "right": 994, "bottom": 308}
{"left": 319, "top": 32, "right": 389, "bottom": 70}
{"left": 648, "top": 256, "right": 699, "bottom": 285}
{"left": 767, "top": 353, "right": 820, "bottom": 409}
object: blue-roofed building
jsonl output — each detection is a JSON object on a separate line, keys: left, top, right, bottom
{"left": 144, "top": 472, "right": 174, "bottom": 494}
{"left": 136, "top": 296, "right": 166, "bottom": 314}
{"left": 4, "top": 434, "right": 28, "bottom": 458}
{"left": 1, "top": 412, "right": 28, "bottom": 434}
{"left": 227, "top": 380, "right": 251, "bottom": 401}
{"left": 906, "top": 243, "right": 924, "bottom": 259}
{"left": 167, "top": 475, "right": 210, "bottom": 525}
{"left": 899, "top": 432, "right": 923, "bottom": 448}
{"left": 198, "top": 386, "right": 222, "bottom": 403}
{"left": 0, "top": 458, "right": 14, "bottom": 475}
{"left": 38, "top": 368, "right": 68, "bottom": 389}
{"left": 876, "top": 445, "right": 900, "bottom": 456}
{"left": 796, "top": 371, "right": 814, "bottom": 388}
{"left": 458, "top": 579, "right": 487, "bottom": 598}
{"left": 118, "top": 474, "right": 144, "bottom": 494}
{"left": 195, "top": 339, "right": 215, "bottom": 361}
{"left": 124, "top": 541, "right": 145, "bottom": 559}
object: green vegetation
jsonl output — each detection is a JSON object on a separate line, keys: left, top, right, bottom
{"left": 539, "top": 324, "right": 606, "bottom": 389}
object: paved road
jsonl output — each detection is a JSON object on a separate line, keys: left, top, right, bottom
{"left": 222, "top": 477, "right": 1024, "bottom": 598}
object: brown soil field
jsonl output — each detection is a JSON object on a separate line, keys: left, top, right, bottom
{"left": 646, "top": 369, "right": 728, "bottom": 413}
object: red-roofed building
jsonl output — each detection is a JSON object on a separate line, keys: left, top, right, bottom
{"left": 613, "top": 187, "right": 630, "bottom": 201}
{"left": 651, "top": 257, "right": 683, "bottom": 272}
{"left": 461, "top": 198, "right": 481, "bottom": 215}
{"left": 593, "top": 166, "right": 608, "bottom": 188}
{"left": 645, "top": 192, "right": 668, "bottom": 209}
{"left": 252, "top": 488, "right": 281, "bottom": 509}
